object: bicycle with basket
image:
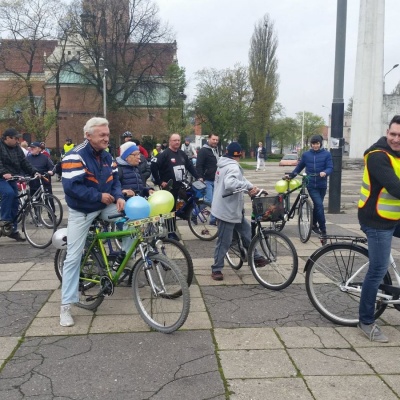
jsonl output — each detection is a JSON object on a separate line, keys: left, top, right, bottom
{"left": 224, "top": 188, "right": 299, "bottom": 290}
{"left": 270, "top": 173, "right": 313, "bottom": 243}
{"left": 52, "top": 211, "right": 190, "bottom": 333}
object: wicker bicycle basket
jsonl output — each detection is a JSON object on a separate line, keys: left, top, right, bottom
{"left": 252, "top": 195, "right": 285, "bottom": 222}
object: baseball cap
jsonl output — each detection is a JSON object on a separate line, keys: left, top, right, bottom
{"left": 2, "top": 128, "right": 21, "bottom": 139}
{"left": 226, "top": 142, "right": 242, "bottom": 157}
{"left": 30, "top": 141, "right": 42, "bottom": 148}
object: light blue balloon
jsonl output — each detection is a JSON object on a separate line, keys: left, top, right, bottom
{"left": 125, "top": 196, "right": 151, "bottom": 220}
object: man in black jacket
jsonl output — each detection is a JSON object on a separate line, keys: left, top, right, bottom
{"left": 151, "top": 133, "right": 199, "bottom": 240}
{"left": 196, "top": 133, "right": 219, "bottom": 225}
{"left": 0, "top": 128, "right": 37, "bottom": 241}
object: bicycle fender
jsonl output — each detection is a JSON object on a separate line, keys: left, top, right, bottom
{"left": 303, "top": 242, "right": 368, "bottom": 273}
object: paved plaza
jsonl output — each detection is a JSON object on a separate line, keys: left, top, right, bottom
{"left": 1, "top": 164, "right": 400, "bottom": 399}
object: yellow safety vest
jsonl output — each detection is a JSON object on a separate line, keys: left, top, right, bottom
{"left": 63, "top": 143, "right": 74, "bottom": 153}
{"left": 358, "top": 149, "right": 400, "bottom": 220}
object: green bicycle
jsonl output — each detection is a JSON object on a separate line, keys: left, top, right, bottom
{"left": 53, "top": 212, "right": 190, "bottom": 334}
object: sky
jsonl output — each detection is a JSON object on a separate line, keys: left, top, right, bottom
{"left": 155, "top": 0, "right": 400, "bottom": 123}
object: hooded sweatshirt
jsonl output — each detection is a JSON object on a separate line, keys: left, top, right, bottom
{"left": 358, "top": 136, "right": 400, "bottom": 229}
{"left": 211, "top": 156, "right": 253, "bottom": 223}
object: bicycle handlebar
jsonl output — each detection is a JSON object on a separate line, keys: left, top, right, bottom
{"left": 222, "top": 188, "right": 268, "bottom": 198}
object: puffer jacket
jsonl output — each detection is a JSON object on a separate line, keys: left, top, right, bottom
{"left": 292, "top": 147, "right": 333, "bottom": 189}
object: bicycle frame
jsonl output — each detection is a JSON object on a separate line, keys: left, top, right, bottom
{"left": 282, "top": 174, "right": 309, "bottom": 220}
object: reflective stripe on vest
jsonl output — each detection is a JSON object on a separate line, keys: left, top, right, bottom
{"left": 358, "top": 150, "right": 400, "bottom": 220}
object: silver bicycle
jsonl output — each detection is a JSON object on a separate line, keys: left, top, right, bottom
{"left": 305, "top": 236, "right": 400, "bottom": 326}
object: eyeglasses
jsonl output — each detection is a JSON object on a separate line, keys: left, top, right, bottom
{"left": 129, "top": 152, "right": 141, "bottom": 157}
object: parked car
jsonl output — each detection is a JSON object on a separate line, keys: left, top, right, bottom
{"left": 279, "top": 154, "right": 299, "bottom": 167}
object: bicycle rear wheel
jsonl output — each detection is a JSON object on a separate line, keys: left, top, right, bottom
{"left": 43, "top": 193, "right": 63, "bottom": 227}
{"left": 225, "top": 229, "right": 244, "bottom": 270}
{"left": 22, "top": 202, "right": 56, "bottom": 248}
{"left": 76, "top": 248, "right": 106, "bottom": 311}
{"left": 187, "top": 203, "right": 218, "bottom": 241}
{"left": 54, "top": 249, "right": 67, "bottom": 281}
{"left": 132, "top": 254, "right": 190, "bottom": 333}
{"left": 248, "top": 229, "right": 298, "bottom": 290}
{"left": 305, "top": 243, "right": 390, "bottom": 326}
{"left": 298, "top": 198, "right": 313, "bottom": 243}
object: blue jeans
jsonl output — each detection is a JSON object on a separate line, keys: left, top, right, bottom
{"left": 359, "top": 223, "right": 400, "bottom": 324}
{"left": 204, "top": 180, "right": 216, "bottom": 224}
{"left": 307, "top": 187, "right": 327, "bottom": 233}
{"left": 0, "top": 179, "right": 18, "bottom": 232}
{"left": 61, "top": 204, "right": 119, "bottom": 305}
{"left": 212, "top": 214, "right": 252, "bottom": 272}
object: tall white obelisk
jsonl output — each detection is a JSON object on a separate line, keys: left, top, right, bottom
{"left": 350, "top": 0, "right": 385, "bottom": 159}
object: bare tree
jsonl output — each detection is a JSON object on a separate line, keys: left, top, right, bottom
{"left": 248, "top": 14, "right": 279, "bottom": 146}
{"left": 66, "top": 0, "right": 175, "bottom": 115}
{"left": 0, "top": 0, "right": 64, "bottom": 139}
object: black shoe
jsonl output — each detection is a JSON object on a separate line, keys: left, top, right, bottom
{"left": 9, "top": 231, "right": 26, "bottom": 242}
{"left": 320, "top": 231, "right": 327, "bottom": 245}
{"left": 254, "top": 256, "right": 270, "bottom": 267}
{"left": 211, "top": 271, "right": 223, "bottom": 281}
{"left": 312, "top": 226, "right": 321, "bottom": 235}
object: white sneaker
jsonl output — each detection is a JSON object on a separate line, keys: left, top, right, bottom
{"left": 60, "top": 304, "right": 74, "bottom": 327}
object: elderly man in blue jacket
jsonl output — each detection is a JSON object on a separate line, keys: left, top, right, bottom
{"left": 60, "top": 117, "right": 125, "bottom": 327}
{"left": 289, "top": 135, "right": 333, "bottom": 238}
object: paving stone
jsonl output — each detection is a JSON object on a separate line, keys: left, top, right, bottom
{"left": 305, "top": 375, "right": 398, "bottom": 400}
{"left": 288, "top": 348, "right": 374, "bottom": 376}
{"left": 215, "top": 327, "right": 283, "bottom": 350}
{"left": 228, "top": 378, "right": 313, "bottom": 400}
{"left": 0, "top": 291, "right": 50, "bottom": 336}
{"left": 10, "top": 279, "right": 60, "bottom": 291}
{"left": 382, "top": 374, "right": 400, "bottom": 397}
{"left": 336, "top": 325, "right": 400, "bottom": 347}
{"left": 276, "top": 327, "right": 351, "bottom": 348}
{"left": 0, "top": 331, "right": 225, "bottom": 400}
{"left": 0, "top": 336, "right": 20, "bottom": 362}
{"left": 220, "top": 349, "right": 296, "bottom": 379}
{"left": 90, "top": 314, "right": 149, "bottom": 333}
{"left": 25, "top": 315, "right": 92, "bottom": 336}
{"left": 356, "top": 347, "right": 400, "bottom": 374}
{"left": 183, "top": 311, "right": 212, "bottom": 330}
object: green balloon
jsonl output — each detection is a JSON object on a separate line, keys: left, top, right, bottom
{"left": 148, "top": 190, "right": 175, "bottom": 216}
{"left": 275, "top": 179, "right": 288, "bottom": 193}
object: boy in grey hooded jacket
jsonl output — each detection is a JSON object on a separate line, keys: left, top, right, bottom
{"left": 210, "top": 142, "right": 267, "bottom": 280}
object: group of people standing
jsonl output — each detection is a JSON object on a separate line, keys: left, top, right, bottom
{"left": 2, "top": 113, "right": 400, "bottom": 345}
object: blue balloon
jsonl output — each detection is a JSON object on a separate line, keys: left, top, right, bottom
{"left": 124, "top": 196, "right": 151, "bottom": 220}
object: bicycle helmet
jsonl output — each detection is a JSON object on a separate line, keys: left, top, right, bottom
{"left": 52, "top": 228, "right": 68, "bottom": 249}
{"left": 122, "top": 131, "right": 133, "bottom": 138}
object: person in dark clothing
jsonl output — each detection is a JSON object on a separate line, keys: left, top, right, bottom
{"left": 196, "top": 133, "right": 219, "bottom": 225}
{"left": 356, "top": 115, "right": 400, "bottom": 343}
{"left": 289, "top": 134, "right": 333, "bottom": 237}
{"left": 116, "top": 142, "right": 152, "bottom": 198}
{"left": 0, "top": 128, "right": 38, "bottom": 241}
{"left": 27, "top": 141, "right": 54, "bottom": 194}
{"left": 151, "top": 133, "right": 199, "bottom": 240}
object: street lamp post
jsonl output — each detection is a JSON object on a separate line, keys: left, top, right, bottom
{"left": 179, "top": 90, "right": 187, "bottom": 127}
{"left": 322, "top": 105, "right": 330, "bottom": 149}
{"left": 103, "top": 68, "right": 108, "bottom": 118}
{"left": 383, "top": 63, "right": 399, "bottom": 94}
{"left": 301, "top": 110, "right": 305, "bottom": 151}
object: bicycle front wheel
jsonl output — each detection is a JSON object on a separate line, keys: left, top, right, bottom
{"left": 156, "top": 238, "right": 194, "bottom": 290}
{"left": 187, "top": 203, "right": 218, "bottom": 241}
{"left": 305, "top": 243, "right": 390, "bottom": 326}
{"left": 225, "top": 229, "right": 244, "bottom": 270}
{"left": 22, "top": 203, "right": 56, "bottom": 248}
{"left": 132, "top": 254, "right": 190, "bottom": 333}
{"left": 248, "top": 229, "right": 298, "bottom": 290}
{"left": 298, "top": 198, "right": 313, "bottom": 243}
{"left": 43, "top": 193, "right": 63, "bottom": 227}
{"left": 54, "top": 249, "right": 67, "bottom": 281}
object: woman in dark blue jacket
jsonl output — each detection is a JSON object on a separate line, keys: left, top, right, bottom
{"left": 289, "top": 135, "right": 333, "bottom": 236}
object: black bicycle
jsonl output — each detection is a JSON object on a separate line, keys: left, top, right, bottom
{"left": 223, "top": 188, "right": 298, "bottom": 290}
{"left": 0, "top": 175, "right": 56, "bottom": 248}
{"left": 271, "top": 173, "right": 313, "bottom": 243}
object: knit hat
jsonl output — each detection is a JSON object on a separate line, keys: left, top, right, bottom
{"left": 120, "top": 142, "right": 139, "bottom": 160}
{"left": 310, "top": 135, "right": 323, "bottom": 145}
{"left": 2, "top": 128, "right": 21, "bottom": 139}
{"left": 226, "top": 142, "right": 242, "bottom": 158}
